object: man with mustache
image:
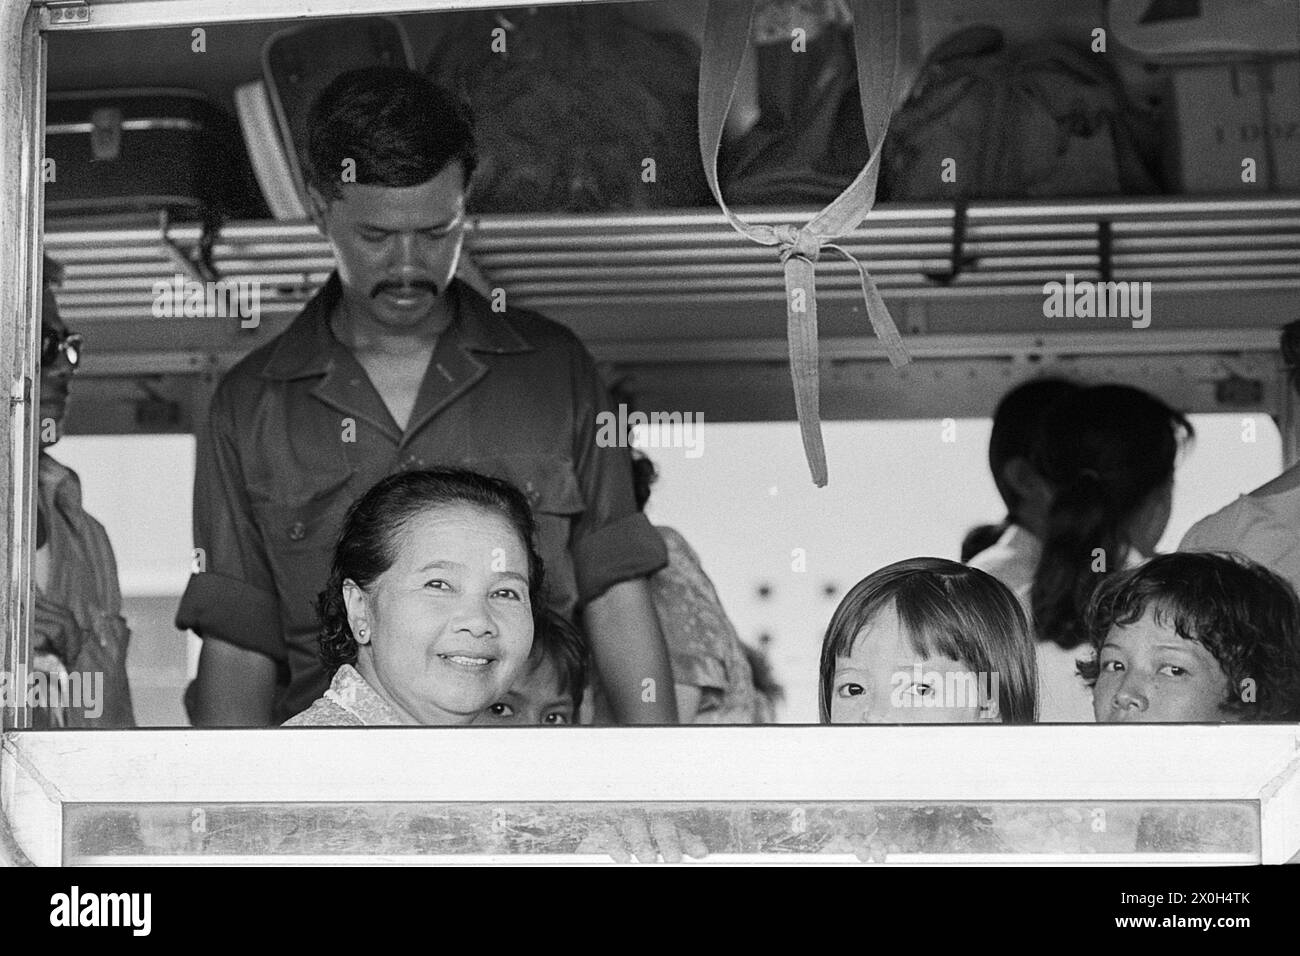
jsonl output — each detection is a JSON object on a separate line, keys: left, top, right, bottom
{"left": 178, "top": 67, "right": 677, "bottom": 726}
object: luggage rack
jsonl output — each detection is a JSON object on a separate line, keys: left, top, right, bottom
{"left": 45, "top": 196, "right": 1300, "bottom": 326}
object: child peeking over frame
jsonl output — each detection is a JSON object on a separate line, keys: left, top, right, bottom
{"left": 475, "top": 608, "right": 587, "bottom": 726}
{"left": 1081, "top": 551, "right": 1300, "bottom": 723}
{"left": 820, "top": 558, "right": 1038, "bottom": 724}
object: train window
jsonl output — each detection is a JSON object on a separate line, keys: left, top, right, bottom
{"left": 4, "top": 0, "right": 1300, "bottom": 868}
{"left": 43, "top": 414, "right": 1285, "bottom": 727}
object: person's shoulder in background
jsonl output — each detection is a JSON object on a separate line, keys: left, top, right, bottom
{"left": 1178, "top": 495, "right": 1254, "bottom": 553}
{"left": 1179, "top": 491, "right": 1300, "bottom": 598}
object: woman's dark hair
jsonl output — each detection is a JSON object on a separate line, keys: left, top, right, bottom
{"left": 529, "top": 608, "right": 589, "bottom": 711}
{"left": 317, "top": 468, "right": 544, "bottom": 671}
{"left": 1079, "top": 552, "right": 1300, "bottom": 721}
{"left": 1030, "top": 385, "right": 1192, "bottom": 650}
{"left": 305, "top": 66, "right": 477, "bottom": 200}
{"left": 961, "top": 521, "right": 1007, "bottom": 563}
{"left": 818, "top": 558, "right": 1038, "bottom": 724}
{"left": 988, "top": 377, "right": 1080, "bottom": 522}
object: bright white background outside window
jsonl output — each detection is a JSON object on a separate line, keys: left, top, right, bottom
{"left": 641, "top": 415, "right": 1283, "bottom": 723}
{"left": 50, "top": 415, "right": 1282, "bottom": 726}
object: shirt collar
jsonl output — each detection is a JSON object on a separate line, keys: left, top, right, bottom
{"left": 991, "top": 523, "right": 1044, "bottom": 569}
{"left": 38, "top": 452, "right": 82, "bottom": 512}
{"left": 325, "top": 664, "right": 410, "bottom": 726}
{"left": 260, "top": 274, "right": 534, "bottom": 382}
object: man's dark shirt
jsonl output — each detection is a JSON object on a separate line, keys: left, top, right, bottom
{"left": 176, "top": 275, "right": 666, "bottom": 722}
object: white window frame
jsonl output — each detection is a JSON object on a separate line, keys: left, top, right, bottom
{"left": 4, "top": 724, "right": 1300, "bottom": 865}
{"left": 3, "top": 0, "right": 1300, "bottom": 868}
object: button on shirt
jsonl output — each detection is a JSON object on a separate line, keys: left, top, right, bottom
{"left": 176, "top": 275, "right": 667, "bottom": 723}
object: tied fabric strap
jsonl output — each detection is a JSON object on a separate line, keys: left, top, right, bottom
{"left": 698, "top": 0, "right": 911, "bottom": 486}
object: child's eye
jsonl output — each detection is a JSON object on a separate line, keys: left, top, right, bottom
{"left": 543, "top": 713, "right": 570, "bottom": 725}
{"left": 488, "top": 703, "right": 514, "bottom": 717}
{"left": 1158, "top": 664, "right": 1187, "bottom": 677}
{"left": 490, "top": 587, "right": 523, "bottom": 601}
{"left": 906, "top": 683, "right": 935, "bottom": 699}
{"left": 837, "top": 682, "right": 865, "bottom": 698}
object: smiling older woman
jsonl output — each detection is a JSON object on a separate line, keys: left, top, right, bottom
{"left": 284, "top": 468, "right": 543, "bottom": 726}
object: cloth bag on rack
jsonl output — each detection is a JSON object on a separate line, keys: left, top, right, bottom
{"left": 883, "top": 26, "right": 1162, "bottom": 201}
{"left": 720, "top": 24, "right": 875, "bottom": 206}
{"left": 426, "top": 5, "right": 711, "bottom": 213}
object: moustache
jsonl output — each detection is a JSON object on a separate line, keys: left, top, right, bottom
{"left": 371, "top": 279, "right": 440, "bottom": 299}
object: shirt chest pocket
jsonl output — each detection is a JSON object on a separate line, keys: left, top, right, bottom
{"left": 247, "top": 468, "right": 356, "bottom": 629}
{"left": 457, "top": 455, "right": 585, "bottom": 613}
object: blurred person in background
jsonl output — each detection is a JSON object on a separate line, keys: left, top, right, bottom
{"left": 964, "top": 377, "right": 1080, "bottom": 568}
{"left": 1024, "top": 385, "right": 1192, "bottom": 721}
{"left": 632, "top": 451, "right": 772, "bottom": 723}
{"left": 1180, "top": 321, "right": 1300, "bottom": 597}
{"left": 32, "top": 254, "right": 134, "bottom": 728}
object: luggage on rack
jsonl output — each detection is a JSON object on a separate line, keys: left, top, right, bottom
{"left": 425, "top": 5, "right": 711, "bottom": 213}
{"left": 44, "top": 87, "right": 264, "bottom": 222}
{"left": 1107, "top": 0, "right": 1300, "bottom": 60}
{"left": 719, "top": 25, "right": 874, "bottom": 206}
{"left": 234, "top": 81, "right": 308, "bottom": 220}
{"left": 883, "top": 26, "right": 1163, "bottom": 201}
{"left": 262, "top": 16, "right": 414, "bottom": 206}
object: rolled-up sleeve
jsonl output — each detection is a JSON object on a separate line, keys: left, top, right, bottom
{"left": 175, "top": 385, "right": 285, "bottom": 661}
{"left": 568, "top": 345, "right": 667, "bottom": 604}
{"left": 572, "top": 511, "right": 667, "bottom": 603}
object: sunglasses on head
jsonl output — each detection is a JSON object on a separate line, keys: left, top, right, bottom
{"left": 40, "top": 326, "right": 83, "bottom": 370}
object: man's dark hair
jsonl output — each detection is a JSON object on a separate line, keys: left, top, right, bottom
{"left": 317, "top": 468, "right": 543, "bottom": 671}
{"left": 529, "top": 608, "right": 589, "bottom": 711}
{"left": 1079, "top": 552, "right": 1300, "bottom": 721}
{"left": 988, "top": 378, "right": 1081, "bottom": 520}
{"left": 304, "top": 66, "right": 477, "bottom": 200}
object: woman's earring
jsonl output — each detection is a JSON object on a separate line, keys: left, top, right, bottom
{"left": 357, "top": 625, "right": 369, "bottom": 642}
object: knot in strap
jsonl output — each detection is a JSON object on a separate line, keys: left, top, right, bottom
{"left": 775, "top": 224, "right": 823, "bottom": 265}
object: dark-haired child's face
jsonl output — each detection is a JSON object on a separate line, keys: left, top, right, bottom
{"left": 830, "top": 606, "right": 998, "bottom": 723}
{"left": 1093, "top": 608, "right": 1237, "bottom": 723}
{"left": 473, "top": 656, "right": 576, "bottom": 726}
